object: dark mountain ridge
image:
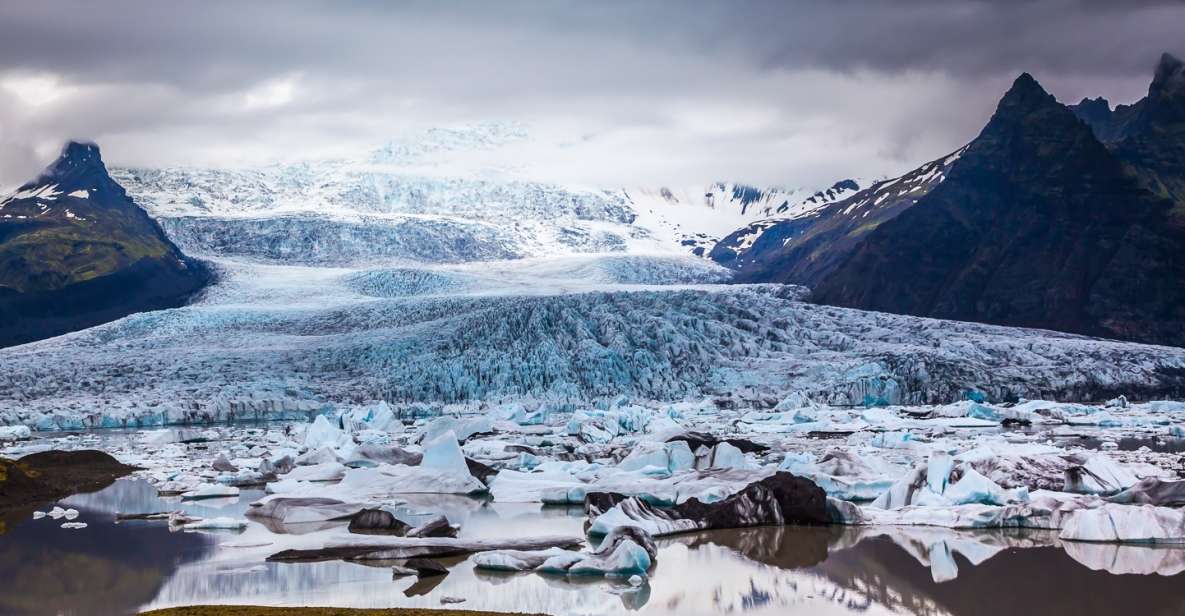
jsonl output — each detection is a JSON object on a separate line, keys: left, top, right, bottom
{"left": 714, "top": 53, "right": 1185, "bottom": 347}
{"left": 0, "top": 142, "right": 212, "bottom": 347}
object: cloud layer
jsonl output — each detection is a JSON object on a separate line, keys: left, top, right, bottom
{"left": 0, "top": 0, "right": 1180, "bottom": 189}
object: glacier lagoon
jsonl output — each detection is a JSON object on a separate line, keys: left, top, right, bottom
{"left": 3, "top": 419, "right": 1185, "bottom": 616}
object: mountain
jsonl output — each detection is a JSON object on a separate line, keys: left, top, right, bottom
{"left": 710, "top": 158, "right": 943, "bottom": 276}
{"left": 626, "top": 180, "right": 863, "bottom": 257}
{"left": 110, "top": 124, "right": 841, "bottom": 265}
{"left": 715, "top": 57, "right": 1185, "bottom": 347}
{"left": 0, "top": 142, "right": 211, "bottom": 347}
{"left": 1094, "top": 53, "right": 1185, "bottom": 220}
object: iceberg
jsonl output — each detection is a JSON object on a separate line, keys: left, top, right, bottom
{"left": 1060, "top": 504, "right": 1185, "bottom": 544}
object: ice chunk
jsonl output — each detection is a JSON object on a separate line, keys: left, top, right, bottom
{"left": 182, "top": 517, "right": 248, "bottom": 530}
{"left": 1060, "top": 504, "right": 1185, "bottom": 544}
{"left": 706, "top": 442, "right": 748, "bottom": 469}
{"left": 1064, "top": 454, "right": 1139, "bottom": 495}
{"left": 472, "top": 547, "right": 574, "bottom": 571}
{"left": 476, "top": 526, "right": 656, "bottom": 578}
{"left": 870, "top": 430, "right": 912, "bottom": 449}
{"left": 0, "top": 425, "right": 31, "bottom": 440}
{"left": 281, "top": 462, "right": 347, "bottom": 482}
{"left": 421, "top": 430, "right": 476, "bottom": 479}
{"left": 616, "top": 441, "right": 695, "bottom": 477}
{"left": 944, "top": 466, "right": 1009, "bottom": 506}
{"left": 304, "top": 415, "right": 346, "bottom": 450}
{"left": 182, "top": 484, "right": 241, "bottom": 500}
{"left": 926, "top": 452, "right": 954, "bottom": 494}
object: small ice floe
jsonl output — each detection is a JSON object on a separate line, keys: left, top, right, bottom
{"left": 60, "top": 522, "right": 87, "bottom": 529}
{"left": 181, "top": 483, "right": 240, "bottom": 500}
{"left": 269, "top": 534, "right": 582, "bottom": 563}
{"left": 181, "top": 517, "right": 248, "bottom": 531}
{"left": 32, "top": 511, "right": 46, "bottom": 520}
{"left": 46, "top": 506, "right": 79, "bottom": 520}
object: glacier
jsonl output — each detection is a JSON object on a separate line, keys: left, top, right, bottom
{"left": 2, "top": 253, "right": 1185, "bottom": 431}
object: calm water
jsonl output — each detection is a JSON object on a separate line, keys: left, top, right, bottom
{"left": 2, "top": 479, "right": 1185, "bottom": 616}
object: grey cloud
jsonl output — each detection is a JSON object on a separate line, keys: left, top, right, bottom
{"left": 0, "top": 0, "right": 1180, "bottom": 189}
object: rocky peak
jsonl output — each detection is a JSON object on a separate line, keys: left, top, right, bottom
{"left": 23, "top": 140, "right": 127, "bottom": 203}
{"left": 1152, "top": 52, "right": 1184, "bottom": 96}
{"left": 1141, "top": 52, "right": 1185, "bottom": 128}
{"left": 993, "top": 73, "right": 1058, "bottom": 118}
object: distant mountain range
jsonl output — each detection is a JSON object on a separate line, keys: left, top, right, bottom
{"left": 108, "top": 125, "right": 850, "bottom": 265}
{"left": 0, "top": 142, "right": 211, "bottom": 347}
{"left": 713, "top": 52, "right": 1185, "bottom": 348}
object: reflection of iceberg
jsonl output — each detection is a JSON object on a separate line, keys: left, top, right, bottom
{"left": 844, "top": 527, "right": 1056, "bottom": 583}
{"left": 1062, "top": 541, "right": 1185, "bottom": 576}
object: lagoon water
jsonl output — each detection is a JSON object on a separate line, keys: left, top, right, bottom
{"left": 4, "top": 477, "right": 1185, "bottom": 616}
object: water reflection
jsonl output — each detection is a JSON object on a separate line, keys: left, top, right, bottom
{"left": 0, "top": 482, "right": 215, "bottom": 616}
{"left": 4, "top": 478, "right": 1185, "bottom": 615}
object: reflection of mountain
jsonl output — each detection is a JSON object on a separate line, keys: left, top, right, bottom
{"left": 816, "top": 531, "right": 1185, "bottom": 616}
{"left": 0, "top": 505, "right": 212, "bottom": 616}
{"left": 670, "top": 525, "right": 1185, "bottom": 616}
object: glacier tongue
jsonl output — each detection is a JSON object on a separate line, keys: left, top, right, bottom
{"left": 1, "top": 253, "right": 1184, "bottom": 431}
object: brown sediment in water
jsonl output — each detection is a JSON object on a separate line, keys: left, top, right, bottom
{"left": 0, "top": 450, "right": 137, "bottom": 531}
{"left": 140, "top": 607, "right": 548, "bottom": 616}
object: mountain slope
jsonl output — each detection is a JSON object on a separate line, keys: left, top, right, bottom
{"left": 710, "top": 154, "right": 955, "bottom": 281}
{"left": 808, "top": 71, "right": 1185, "bottom": 346}
{"left": 0, "top": 142, "right": 211, "bottom": 347}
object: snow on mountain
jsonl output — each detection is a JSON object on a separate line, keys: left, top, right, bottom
{"left": 108, "top": 124, "right": 845, "bottom": 265}
{"left": 711, "top": 148, "right": 962, "bottom": 274}
{"left": 623, "top": 180, "right": 863, "bottom": 258}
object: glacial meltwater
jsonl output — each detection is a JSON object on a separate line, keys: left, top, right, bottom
{"left": 4, "top": 473, "right": 1185, "bottom": 616}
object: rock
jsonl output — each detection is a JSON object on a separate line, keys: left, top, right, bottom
{"left": 589, "top": 471, "right": 828, "bottom": 537}
{"left": 348, "top": 508, "right": 412, "bottom": 535}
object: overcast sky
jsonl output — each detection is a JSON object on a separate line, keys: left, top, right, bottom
{"left": 0, "top": 0, "right": 1181, "bottom": 190}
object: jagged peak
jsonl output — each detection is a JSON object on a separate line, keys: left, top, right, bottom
{"left": 1075, "top": 96, "right": 1111, "bottom": 112}
{"left": 1151, "top": 51, "right": 1184, "bottom": 96}
{"left": 997, "top": 73, "right": 1056, "bottom": 111}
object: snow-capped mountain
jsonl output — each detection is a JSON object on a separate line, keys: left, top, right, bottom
{"left": 718, "top": 57, "right": 1185, "bottom": 348}
{"left": 0, "top": 142, "right": 210, "bottom": 347}
{"left": 109, "top": 124, "right": 846, "bottom": 265}
{"left": 624, "top": 179, "right": 863, "bottom": 257}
